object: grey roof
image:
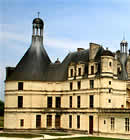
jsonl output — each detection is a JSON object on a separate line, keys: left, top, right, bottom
{"left": 6, "top": 38, "right": 104, "bottom": 81}
{"left": 6, "top": 36, "right": 51, "bottom": 81}
{"left": 46, "top": 49, "right": 90, "bottom": 81}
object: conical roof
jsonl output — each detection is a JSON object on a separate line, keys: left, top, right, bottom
{"left": 7, "top": 36, "right": 51, "bottom": 81}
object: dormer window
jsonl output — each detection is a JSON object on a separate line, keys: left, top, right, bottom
{"left": 91, "top": 66, "right": 94, "bottom": 74}
{"left": 70, "top": 69, "right": 73, "bottom": 77}
{"left": 78, "top": 68, "right": 81, "bottom": 76}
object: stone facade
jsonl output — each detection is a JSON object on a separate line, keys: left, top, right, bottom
{"left": 4, "top": 17, "right": 130, "bottom": 138}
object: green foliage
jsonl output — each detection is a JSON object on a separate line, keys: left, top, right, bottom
{"left": 0, "top": 100, "right": 4, "bottom": 116}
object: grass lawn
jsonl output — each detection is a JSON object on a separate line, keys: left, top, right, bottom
{"left": 41, "top": 132, "right": 71, "bottom": 136}
{"left": 44, "top": 137, "right": 126, "bottom": 140}
{"left": 0, "top": 133, "right": 43, "bottom": 138}
{"left": 0, "top": 116, "right": 4, "bottom": 127}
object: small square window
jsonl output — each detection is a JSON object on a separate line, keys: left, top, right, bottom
{"left": 18, "top": 82, "right": 23, "bottom": 90}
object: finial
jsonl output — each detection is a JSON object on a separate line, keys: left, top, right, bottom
{"left": 123, "top": 32, "right": 125, "bottom": 40}
{"left": 38, "top": 12, "right": 40, "bottom": 18}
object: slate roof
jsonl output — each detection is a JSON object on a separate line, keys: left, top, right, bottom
{"left": 6, "top": 37, "right": 104, "bottom": 81}
{"left": 6, "top": 36, "right": 51, "bottom": 81}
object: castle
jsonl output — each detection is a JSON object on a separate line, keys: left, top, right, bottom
{"left": 4, "top": 17, "right": 130, "bottom": 138}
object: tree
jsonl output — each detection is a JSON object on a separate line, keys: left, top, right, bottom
{"left": 0, "top": 100, "right": 4, "bottom": 116}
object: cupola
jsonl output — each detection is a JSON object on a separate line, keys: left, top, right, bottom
{"left": 32, "top": 12, "right": 44, "bottom": 36}
{"left": 120, "top": 36, "right": 128, "bottom": 54}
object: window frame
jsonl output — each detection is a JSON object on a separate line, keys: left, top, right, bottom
{"left": 69, "top": 115, "right": 72, "bottom": 128}
{"left": 18, "top": 96, "right": 23, "bottom": 108}
{"left": 110, "top": 117, "right": 115, "bottom": 131}
{"left": 18, "top": 82, "right": 23, "bottom": 90}
{"left": 125, "top": 118, "right": 129, "bottom": 132}
{"left": 47, "top": 115, "right": 52, "bottom": 127}
{"left": 77, "top": 115, "right": 80, "bottom": 129}
{"left": 47, "top": 97, "right": 52, "bottom": 108}
{"left": 90, "top": 80, "right": 94, "bottom": 89}
{"left": 77, "top": 96, "right": 80, "bottom": 108}
{"left": 20, "top": 119, "right": 24, "bottom": 127}
{"left": 69, "top": 96, "right": 72, "bottom": 108}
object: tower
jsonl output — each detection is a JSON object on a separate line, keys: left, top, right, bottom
{"left": 120, "top": 37, "right": 128, "bottom": 80}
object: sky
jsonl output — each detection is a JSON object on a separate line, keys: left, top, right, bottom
{"left": 0, "top": 0, "right": 130, "bottom": 101}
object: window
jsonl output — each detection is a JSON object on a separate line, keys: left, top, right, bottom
{"left": 85, "top": 65, "right": 88, "bottom": 75}
{"left": 20, "top": 119, "right": 24, "bottom": 127}
{"left": 118, "top": 67, "right": 121, "bottom": 74}
{"left": 109, "top": 88, "right": 111, "bottom": 93}
{"left": 18, "top": 96, "right": 23, "bottom": 108}
{"left": 90, "top": 95, "right": 94, "bottom": 108}
{"left": 109, "top": 81, "right": 111, "bottom": 85}
{"left": 36, "top": 115, "right": 41, "bottom": 128}
{"left": 125, "top": 118, "right": 129, "bottom": 132}
{"left": 90, "top": 80, "right": 94, "bottom": 89}
{"left": 55, "top": 115, "right": 60, "bottom": 128}
{"left": 104, "top": 120, "right": 106, "bottom": 124}
{"left": 108, "top": 99, "right": 111, "bottom": 103}
{"left": 56, "top": 97, "right": 61, "bottom": 108}
{"left": 111, "top": 117, "right": 115, "bottom": 130}
{"left": 109, "top": 62, "right": 112, "bottom": 67}
{"left": 78, "top": 68, "right": 81, "bottom": 76}
{"left": 47, "top": 97, "right": 52, "bottom": 108}
{"left": 69, "top": 96, "right": 72, "bottom": 108}
{"left": 69, "top": 115, "right": 72, "bottom": 128}
{"left": 77, "top": 81, "right": 81, "bottom": 89}
{"left": 77, "top": 96, "right": 80, "bottom": 108}
{"left": 70, "top": 82, "right": 73, "bottom": 90}
{"left": 77, "top": 115, "right": 80, "bottom": 128}
{"left": 47, "top": 115, "right": 52, "bottom": 127}
{"left": 121, "top": 105, "right": 124, "bottom": 108}
{"left": 91, "top": 66, "right": 94, "bottom": 74}
{"left": 18, "top": 82, "right": 23, "bottom": 90}
{"left": 70, "top": 69, "right": 73, "bottom": 77}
